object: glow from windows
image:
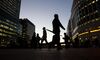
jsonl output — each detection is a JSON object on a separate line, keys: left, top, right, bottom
{"left": 80, "top": 17, "right": 100, "bottom": 27}
{"left": 96, "top": 0, "right": 98, "bottom": 2}
{"left": 0, "top": 29, "right": 2, "bottom": 32}
{"left": 90, "top": 29, "right": 100, "bottom": 33}
{"left": 0, "top": 25, "right": 3, "bottom": 27}
{"left": 3, "top": 25, "right": 9, "bottom": 29}
{"left": 0, "top": 33, "right": 2, "bottom": 36}
{"left": 2, "top": 34, "right": 7, "bottom": 36}
{"left": 79, "top": 32, "right": 88, "bottom": 36}
{"left": 0, "top": 19, "right": 17, "bottom": 29}
{"left": 79, "top": 29, "right": 100, "bottom": 36}
{"left": 92, "top": 1, "right": 95, "bottom": 4}
{"left": 96, "top": 18, "right": 99, "bottom": 21}
{"left": 72, "top": 33, "right": 79, "bottom": 40}
{"left": 80, "top": 0, "right": 96, "bottom": 11}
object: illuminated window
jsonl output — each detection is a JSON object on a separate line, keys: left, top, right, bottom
{"left": 92, "top": 1, "right": 95, "bottom": 4}
{"left": 87, "top": 21, "right": 90, "bottom": 23}
{"left": 79, "top": 32, "right": 88, "bottom": 36}
{"left": 89, "top": 2, "right": 92, "bottom": 5}
{"left": 96, "top": 0, "right": 98, "bottom": 2}
{"left": 0, "top": 33, "right": 2, "bottom": 36}
{"left": 96, "top": 18, "right": 99, "bottom": 21}
{"left": 95, "top": 10, "right": 98, "bottom": 13}
{"left": 85, "top": 5, "right": 87, "bottom": 7}
{"left": 0, "top": 29, "right": 2, "bottom": 32}
{"left": 3, "top": 25, "right": 9, "bottom": 29}
{"left": 2, "top": 34, "right": 7, "bottom": 36}
{"left": 0, "top": 24, "right": 3, "bottom": 27}
{"left": 9, "top": 28, "right": 13, "bottom": 31}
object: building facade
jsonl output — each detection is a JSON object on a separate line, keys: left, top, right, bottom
{"left": 67, "top": 20, "right": 72, "bottom": 37}
{"left": 20, "top": 18, "right": 35, "bottom": 47}
{"left": 68, "top": 0, "right": 100, "bottom": 41}
{"left": 0, "top": 0, "right": 21, "bottom": 47}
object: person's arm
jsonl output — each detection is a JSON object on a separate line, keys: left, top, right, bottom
{"left": 58, "top": 20, "right": 65, "bottom": 30}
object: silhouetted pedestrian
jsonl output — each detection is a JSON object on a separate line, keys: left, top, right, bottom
{"left": 31, "top": 32, "right": 37, "bottom": 48}
{"left": 52, "top": 14, "right": 65, "bottom": 50}
{"left": 63, "top": 33, "right": 70, "bottom": 48}
{"left": 41, "top": 27, "right": 48, "bottom": 45}
{"left": 36, "top": 33, "right": 41, "bottom": 48}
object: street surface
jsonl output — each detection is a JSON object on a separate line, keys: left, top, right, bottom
{"left": 0, "top": 48, "right": 100, "bottom": 60}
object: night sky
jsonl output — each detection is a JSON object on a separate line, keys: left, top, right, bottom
{"left": 20, "top": 0, "right": 73, "bottom": 42}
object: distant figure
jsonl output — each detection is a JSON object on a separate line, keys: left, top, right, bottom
{"left": 41, "top": 27, "right": 48, "bottom": 45}
{"left": 36, "top": 33, "right": 41, "bottom": 48}
{"left": 52, "top": 14, "right": 65, "bottom": 49}
{"left": 63, "top": 33, "right": 70, "bottom": 48}
{"left": 31, "top": 32, "right": 37, "bottom": 48}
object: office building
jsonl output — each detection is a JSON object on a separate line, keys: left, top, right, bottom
{"left": 0, "top": 0, "right": 21, "bottom": 47}
{"left": 68, "top": 0, "right": 100, "bottom": 41}
{"left": 20, "top": 18, "right": 35, "bottom": 46}
{"left": 67, "top": 20, "right": 72, "bottom": 37}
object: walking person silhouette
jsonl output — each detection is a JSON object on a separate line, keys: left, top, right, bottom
{"left": 36, "top": 33, "right": 41, "bottom": 48}
{"left": 52, "top": 14, "right": 65, "bottom": 50}
{"left": 41, "top": 27, "right": 48, "bottom": 47}
{"left": 31, "top": 32, "right": 36, "bottom": 48}
{"left": 63, "top": 33, "right": 70, "bottom": 48}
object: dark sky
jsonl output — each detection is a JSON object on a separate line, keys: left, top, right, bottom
{"left": 20, "top": 0, "right": 73, "bottom": 42}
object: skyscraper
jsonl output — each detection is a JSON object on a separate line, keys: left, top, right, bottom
{"left": 68, "top": 0, "right": 100, "bottom": 41}
{"left": 0, "top": 0, "right": 21, "bottom": 47}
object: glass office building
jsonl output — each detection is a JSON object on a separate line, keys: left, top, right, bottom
{"left": 0, "top": 0, "right": 21, "bottom": 47}
{"left": 68, "top": 0, "right": 100, "bottom": 41}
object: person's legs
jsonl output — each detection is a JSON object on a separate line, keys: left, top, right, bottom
{"left": 44, "top": 39, "right": 48, "bottom": 44}
{"left": 48, "top": 35, "right": 56, "bottom": 48}
{"left": 41, "top": 40, "right": 43, "bottom": 44}
{"left": 40, "top": 39, "right": 44, "bottom": 48}
{"left": 55, "top": 32, "right": 61, "bottom": 49}
{"left": 57, "top": 35, "right": 61, "bottom": 47}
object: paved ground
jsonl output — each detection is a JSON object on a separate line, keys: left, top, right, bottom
{"left": 0, "top": 48, "right": 100, "bottom": 60}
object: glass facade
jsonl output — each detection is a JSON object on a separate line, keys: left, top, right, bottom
{"left": 0, "top": 0, "right": 21, "bottom": 18}
{"left": 0, "top": 0, "right": 21, "bottom": 47}
{"left": 69, "top": 0, "right": 100, "bottom": 40}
